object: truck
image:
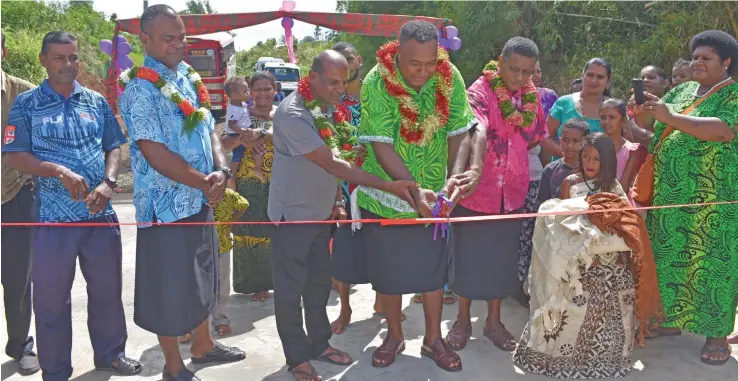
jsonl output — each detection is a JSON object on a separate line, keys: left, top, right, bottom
{"left": 254, "top": 57, "right": 284, "bottom": 72}
{"left": 185, "top": 32, "right": 236, "bottom": 118}
{"left": 262, "top": 61, "right": 301, "bottom": 97}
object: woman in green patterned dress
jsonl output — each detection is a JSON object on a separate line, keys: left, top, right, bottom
{"left": 221, "top": 72, "right": 278, "bottom": 302}
{"left": 635, "top": 30, "right": 738, "bottom": 366}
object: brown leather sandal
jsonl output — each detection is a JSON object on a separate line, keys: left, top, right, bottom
{"left": 483, "top": 323, "right": 517, "bottom": 352}
{"left": 420, "top": 338, "right": 462, "bottom": 372}
{"left": 445, "top": 321, "right": 472, "bottom": 350}
{"left": 371, "top": 337, "right": 405, "bottom": 368}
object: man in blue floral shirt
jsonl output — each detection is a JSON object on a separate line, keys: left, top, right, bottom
{"left": 118, "top": 5, "right": 244, "bottom": 381}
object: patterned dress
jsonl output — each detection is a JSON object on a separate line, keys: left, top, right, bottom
{"left": 214, "top": 189, "right": 249, "bottom": 254}
{"left": 232, "top": 115, "right": 275, "bottom": 294}
{"left": 647, "top": 81, "right": 738, "bottom": 337}
{"left": 514, "top": 181, "right": 636, "bottom": 379}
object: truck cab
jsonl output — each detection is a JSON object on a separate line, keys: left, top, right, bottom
{"left": 263, "top": 62, "right": 301, "bottom": 97}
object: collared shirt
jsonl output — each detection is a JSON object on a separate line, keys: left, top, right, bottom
{"left": 357, "top": 63, "right": 474, "bottom": 219}
{"left": 119, "top": 55, "right": 215, "bottom": 227}
{"left": 459, "top": 76, "right": 548, "bottom": 215}
{"left": 268, "top": 91, "right": 340, "bottom": 222}
{"left": 2, "top": 80, "right": 125, "bottom": 222}
{"left": 1, "top": 70, "right": 35, "bottom": 204}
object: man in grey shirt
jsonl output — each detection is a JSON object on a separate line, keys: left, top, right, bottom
{"left": 268, "top": 50, "right": 417, "bottom": 380}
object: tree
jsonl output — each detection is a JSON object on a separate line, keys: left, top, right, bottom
{"left": 313, "top": 26, "right": 322, "bottom": 41}
{"left": 301, "top": 35, "right": 317, "bottom": 43}
{"left": 180, "top": 0, "right": 214, "bottom": 15}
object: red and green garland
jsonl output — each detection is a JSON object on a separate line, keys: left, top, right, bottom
{"left": 297, "top": 77, "right": 358, "bottom": 163}
{"left": 119, "top": 64, "right": 211, "bottom": 134}
{"left": 483, "top": 60, "right": 538, "bottom": 128}
{"left": 377, "top": 40, "right": 454, "bottom": 146}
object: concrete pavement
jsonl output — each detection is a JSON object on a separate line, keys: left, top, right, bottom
{"left": 1, "top": 199, "right": 736, "bottom": 380}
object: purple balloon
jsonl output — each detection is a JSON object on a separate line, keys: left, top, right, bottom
{"left": 438, "top": 37, "right": 449, "bottom": 48}
{"left": 448, "top": 37, "right": 462, "bottom": 51}
{"left": 117, "top": 55, "right": 134, "bottom": 70}
{"left": 117, "top": 41, "right": 132, "bottom": 55}
{"left": 99, "top": 40, "right": 113, "bottom": 55}
{"left": 281, "top": 17, "right": 294, "bottom": 29}
{"left": 113, "top": 35, "right": 127, "bottom": 46}
{"left": 445, "top": 26, "right": 458, "bottom": 39}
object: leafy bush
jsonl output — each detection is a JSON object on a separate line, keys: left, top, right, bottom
{"left": 1, "top": 1, "right": 141, "bottom": 86}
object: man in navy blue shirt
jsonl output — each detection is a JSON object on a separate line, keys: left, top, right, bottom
{"left": 2, "top": 31, "right": 142, "bottom": 381}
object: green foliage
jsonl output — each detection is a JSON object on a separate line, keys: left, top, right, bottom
{"left": 1, "top": 0, "right": 141, "bottom": 87}
{"left": 180, "top": 0, "right": 215, "bottom": 15}
{"left": 336, "top": 1, "right": 738, "bottom": 98}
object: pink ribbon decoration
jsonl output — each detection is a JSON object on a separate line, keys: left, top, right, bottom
{"left": 280, "top": 0, "right": 297, "bottom": 63}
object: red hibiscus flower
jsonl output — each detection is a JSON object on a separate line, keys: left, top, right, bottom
{"left": 136, "top": 68, "right": 161, "bottom": 84}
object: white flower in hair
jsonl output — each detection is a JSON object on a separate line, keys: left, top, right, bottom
{"left": 189, "top": 72, "right": 202, "bottom": 82}
{"left": 160, "top": 83, "right": 176, "bottom": 99}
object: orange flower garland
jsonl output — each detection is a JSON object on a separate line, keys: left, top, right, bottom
{"left": 376, "top": 40, "right": 454, "bottom": 146}
{"left": 119, "top": 64, "right": 211, "bottom": 134}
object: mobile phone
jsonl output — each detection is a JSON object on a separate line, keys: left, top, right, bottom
{"left": 632, "top": 78, "right": 645, "bottom": 105}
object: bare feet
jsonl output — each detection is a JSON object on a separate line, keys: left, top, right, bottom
{"left": 179, "top": 333, "right": 192, "bottom": 344}
{"left": 331, "top": 309, "right": 351, "bottom": 335}
{"left": 373, "top": 302, "right": 406, "bottom": 321}
{"left": 251, "top": 291, "right": 269, "bottom": 302}
{"left": 216, "top": 324, "right": 231, "bottom": 337}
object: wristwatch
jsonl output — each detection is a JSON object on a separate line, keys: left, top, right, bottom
{"left": 335, "top": 200, "right": 346, "bottom": 207}
{"left": 216, "top": 167, "right": 233, "bottom": 180}
{"left": 257, "top": 127, "right": 269, "bottom": 139}
{"left": 103, "top": 176, "right": 117, "bottom": 188}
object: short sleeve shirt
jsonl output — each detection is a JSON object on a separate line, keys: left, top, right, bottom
{"left": 1, "top": 71, "right": 35, "bottom": 204}
{"left": 357, "top": 63, "right": 475, "bottom": 219}
{"left": 225, "top": 102, "right": 251, "bottom": 134}
{"left": 267, "top": 91, "right": 339, "bottom": 222}
{"left": 2, "top": 80, "right": 126, "bottom": 222}
{"left": 119, "top": 55, "right": 215, "bottom": 227}
{"left": 549, "top": 94, "right": 603, "bottom": 137}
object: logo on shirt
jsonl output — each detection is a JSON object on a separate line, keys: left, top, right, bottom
{"left": 42, "top": 115, "right": 63, "bottom": 125}
{"left": 4, "top": 125, "right": 15, "bottom": 145}
{"left": 79, "top": 112, "right": 96, "bottom": 122}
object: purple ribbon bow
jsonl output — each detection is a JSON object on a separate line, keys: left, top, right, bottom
{"left": 432, "top": 192, "right": 453, "bottom": 241}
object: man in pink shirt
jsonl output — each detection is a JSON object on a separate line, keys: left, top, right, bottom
{"left": 443, "top": 37, "right": 547, "bottom": 352}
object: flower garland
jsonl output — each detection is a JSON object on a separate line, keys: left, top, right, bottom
{"left": 376, "top": 40, "right": 453, "bottom": 146}
{"left": 297, "top": 77, "right": 358, "bottom": 163}
{"left": 482, "top": 60, "right": 538, "bottom": 129}
{"left": 119, "top": 65, "right": 211, "bottom": 134}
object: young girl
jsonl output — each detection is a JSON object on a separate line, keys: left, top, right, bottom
{"left": 560, "top": 132, "right": 628, "bottom": 200}
{"left": 515, "top": 132, "right": 638, "bottom": 379}
{"left": 599, "top": 99, "right": 643, "bottom": 192}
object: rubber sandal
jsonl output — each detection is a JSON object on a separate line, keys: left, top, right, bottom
{"left": 443, "top": 292, "right": 457, "bottom": 304}
{"left": 483, "top": 323, "right": 517, "bottom": 352}
{"left": 701, "top": 341, "right": 732, "bottom": 366}
{"left": 411, "top": 294, "right": 423, "bottom": 304}
{"left": 95, "top": 356, "right": 143, "bottom": 376}
{"left": 191, "top": 342, "right": 246, "bottom": 364}
{"left": 420, "top": 338, "right": 462, "bottom": 372}
{"left": 313, "top": 347, "right": 353, "bottom": 366}
{"left": 372, "top": 337, "right": 405, "bottom": 368}
{"left": 445, "top": 321, "right": 472, "bottom": 350}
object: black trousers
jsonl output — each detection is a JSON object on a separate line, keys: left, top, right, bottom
{"left": 271, "top": 222, "right": 333, "bottom": 368}
{"left": 1, "top": 185, "right": 35, "bottom": 359}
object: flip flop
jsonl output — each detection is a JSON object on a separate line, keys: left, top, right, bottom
{"left": 313, "top": 348, "right": 353, "bottom": 367}
{"left": 289, "top": 368, "right": 321, "bottom": 381}
{"left": 701, "top": 341, "right": 732, "bottom": 366}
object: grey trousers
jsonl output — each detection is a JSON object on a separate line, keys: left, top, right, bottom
{"left": 271, "top": 222, "right": 333, "bottom": 368}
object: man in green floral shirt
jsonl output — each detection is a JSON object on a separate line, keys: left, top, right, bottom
{"left": 356, "top": 20, "right": 475, "bottom": 372}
